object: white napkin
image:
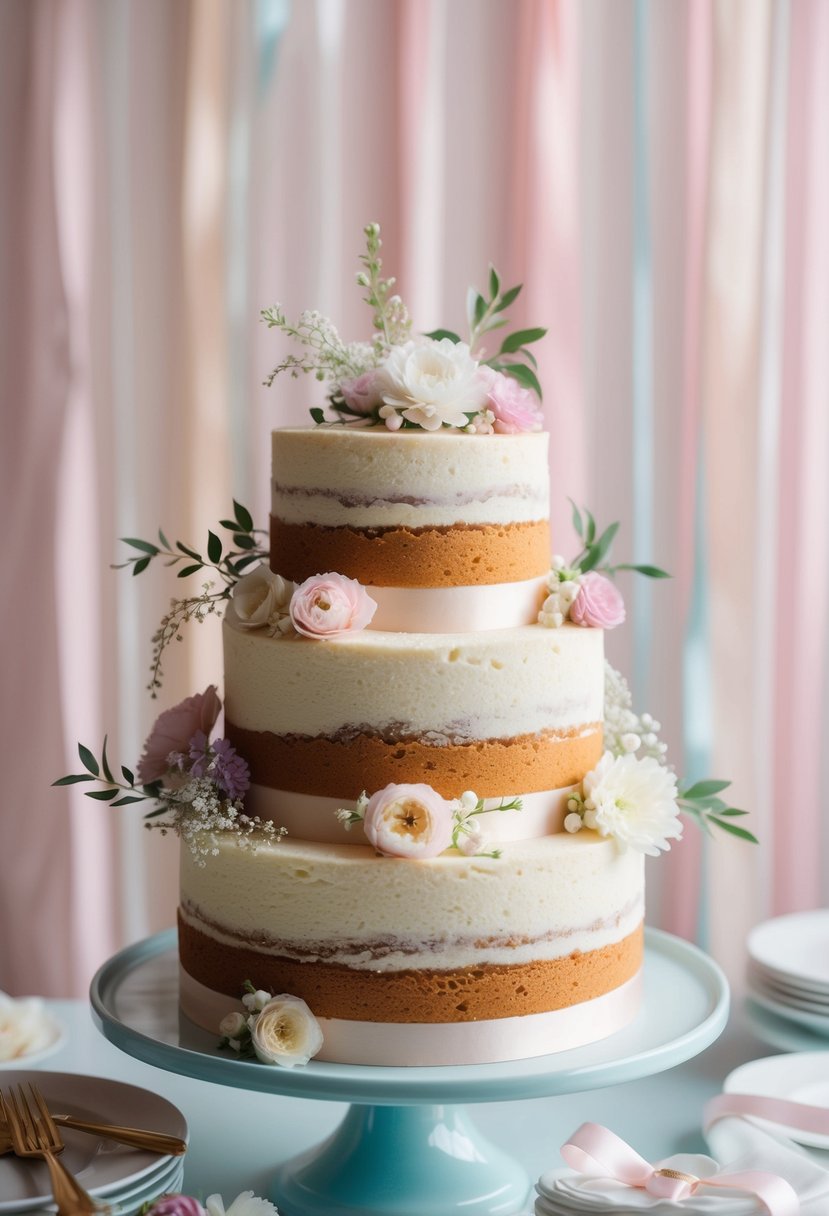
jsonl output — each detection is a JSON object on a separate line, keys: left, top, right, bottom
{"left": 535, "top": 1116, "right": 829, "bottom": 1214}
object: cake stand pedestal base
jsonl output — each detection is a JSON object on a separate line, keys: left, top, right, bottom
{"left": 272, "top": 1104, "right": 529, "bottom": 1216}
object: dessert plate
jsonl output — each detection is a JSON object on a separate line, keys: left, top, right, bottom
{"left": 747, "top": 987, "right": 829, "bottom": 1036}
{"left": 0, "top": 1070, "right": 187, "bottom": 1212}
{"left": 749, "top": 965, "right": 829, "bottom": 1005}
{"left": 750, "top": 974, "right": 829, "bottom": 1014}
{"left": 747, "top": 911, "right": 829, "bottom": 990}
{"left": 723, "top": 1052, "right": 829, "bottom": 1150}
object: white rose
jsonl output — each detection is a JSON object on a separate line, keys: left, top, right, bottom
{"left": 250, "top": 994, "right": 323, "bottom": 1067}
{"left": 231, "top": 566, "right": 294, "bottom": 632}
{"left": 219, "top": 1011, "right": 247, "bottom": 1038}
{"left": 0, "top": 994, "right": 58, "bottom": 1061}
{"left": 377, "top": 339, "right": 488, "bottom": 431}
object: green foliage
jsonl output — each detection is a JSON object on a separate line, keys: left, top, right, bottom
{"left": 54, "top": 740, "right": 159, "bottom": 814}
{"left": 678, "top": 780, "right": 758, "bottom": 844}
{"left": 467, "top": 269, "right": 548, "bottom": 399}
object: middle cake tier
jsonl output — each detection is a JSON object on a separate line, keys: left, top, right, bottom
{"left": 223, "top": 611, "right": 605, "bottom": 829}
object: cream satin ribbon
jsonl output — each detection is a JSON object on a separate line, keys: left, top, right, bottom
{"left": 561, "top": 1117, "right": 801, "bottom": 1214}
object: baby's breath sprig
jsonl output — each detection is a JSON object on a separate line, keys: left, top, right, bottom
{"left": 356, "top": 222, "right": 412, "bottom": 351}
{"left": 450, "top": 792, "right": 523, "bottom": 859}
{"left": 260, "top": 305, "right": 375, "bottom": 390}
{"left": 112, "top": 500, "right": 267, "bottom": 695}
{"left": 427, "top": 266, "right": 547, "bottom": 399}
{"left": 678, "top": 780, "right": 758, "bottom": 844}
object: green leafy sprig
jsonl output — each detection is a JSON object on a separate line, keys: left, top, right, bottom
{"left": 450, "top": 794, "right": 523, "bottom": 860}
{"left": 678, "top": 779, "right": 758, "bottom": 844}
{"left": 113, "top": 501, "right": 267, "bottom": 695}
{"left": 568, "top": 501, "right": 670, "bottom": 581}
{"left": 426, "top": 265, "right": 547, "bottom": 399}
{"left": 356, "top": 222, "right": 412, "bottom": 351}
{"left": 53, "top": 739, "right": 161, "bottom": 812}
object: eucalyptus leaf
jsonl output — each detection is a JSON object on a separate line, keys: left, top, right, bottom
{"left": 121, "top": 765, "right": 135, "bottom": 785}
{"left": 424, "top": 328, "right": 461, "bottom": 344}
{"left": 500, "top": 327, "right": 547, "bottom": 355}
{"left": 132, "top": 557, "right": 150, "bottom": 576}
{"left": 709, "top": 818, "right": 758, "bottom": 844}
{"left": 111, "top": 795, "right": 147, "bottom": 807}
{"left": 580, "top": 522, "right": 620, "bottom": 573}
{"left": 78, "top": 744, "right": 99, "bottom": 776}
{"left": 473, "top": 292, "right": 487, "bottom": 326}
{"left": 309, "top": 407, "right": 326, "bottom": 425}
{"left": 207, "top": 531, "right": 222, "bottom": 563}
{"left": 584, "top": 508, "right": 597, "bottom": 546}
{"left": 176, "top": 542, "right": 201, "bottom": 561}
{"left": 232, "top": 534, "right": 257, "bottom": 551}
{"left": 219, "top": 519, "right": 238, "bottom": 531}
{"left": 614, "top": 563, "right": 671, "bottom": 579}
{"left": 87, "top": 788, "right": 119, "bottom": 801}
{"left": 53, "top": 774, "right": 95, "bottom": 786}
{"left": 229, "top": 554, "right": 261, "bottom": 574}
{"left": 494, "top": 284, "right": 522, "bottom": 312}
{"left": 489, "top": 265, "right": 500, "bottom": 298}
{"left": 101, "top": 736, "right": 114, "bottom": 783}
{"left": 177, "top": 564, "right": 203, "bottom": 578}
{"left": 569, "top": 499, "right": 584, "bottom": 539}
{"left": 502, "top": 362, "right": 543, "bottom": 399}
{"left": 682, "top": 778, "right": 731, "bottom": 800}
{"left": 123, "top": 538, "right": 159, "bottom": 555}
{"left": 158, "top": 528, "right": 171, "bottom": 549}
{"left": 233, "top": 501, "right": 254, "bottom": 532}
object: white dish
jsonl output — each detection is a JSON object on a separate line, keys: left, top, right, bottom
{"left": 724, "top": 1051, "right": 829, "bottom": 1150}
{"left": 0, "top": 1070, "right": 187, "bottom": 1212}
{"left": 744, "top": 996, "right": 829, "bottom": 1053}
{"left": 747, "top": 987, "right": 829, "bottom": 1036}
{"left": 749, "top": 963, "right": 829, "bottom": 1004}
{"left": 748, "top": 911, "right": 829, "bottom": 989}
{"left": 751, "top": 973, "right": 829, "bottom": 1014}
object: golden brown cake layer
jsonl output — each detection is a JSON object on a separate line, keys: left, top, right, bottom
{"left": 269, "top": 516, "right": 551, "bottom": 587}
{"left": 224, "top": 722, "right": 604, "bottom": 800}
{"left": 178, "top": 913, "right": 644, "bottom": 1023}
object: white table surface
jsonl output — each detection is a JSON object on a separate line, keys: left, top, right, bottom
{"left": 28, "top": 994, "right": 792, "bottom": 1209}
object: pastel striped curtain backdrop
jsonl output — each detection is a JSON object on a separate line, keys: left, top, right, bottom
{"left": 1, "top": 0, "right": 827, "bottom": 996}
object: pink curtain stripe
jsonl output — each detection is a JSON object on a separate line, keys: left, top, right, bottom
{"left": 651, "top": 1, "right": 708, "bottom": 940}
{"left": 774, "top": 0, "right": 829, "bottom": 911}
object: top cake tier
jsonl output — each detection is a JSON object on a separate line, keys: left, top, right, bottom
{"left": 269, "top": 428, "right": 551, "bottom": 591}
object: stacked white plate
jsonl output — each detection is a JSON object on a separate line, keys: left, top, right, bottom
{"left": 0, "top": 1070, "right": 188, "bottom": 1216}
{"left": 747, "top": 910, "right": 829, "bottom": 1035}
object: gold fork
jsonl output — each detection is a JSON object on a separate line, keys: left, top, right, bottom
{"left": 1, "top": 1086, "right": 101, "bottom": 1215}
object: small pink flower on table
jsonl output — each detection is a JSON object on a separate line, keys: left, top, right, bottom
{"left": 290, "top": 572, "right": 377, "bottom": 638}
{"left": 478, "top": 366, "right": 544, "bottom": 433}
{"left": 363, "top": 783, "right": 455, "bottom": 858}
{"left": 145, "top": 1196, "right": 207, "bottom": 1216}
{"left": 137, "top": 686, "right": 222, "bottom": 783}
{"left": 570, "top": 571, "right": 626, "bottom": 629}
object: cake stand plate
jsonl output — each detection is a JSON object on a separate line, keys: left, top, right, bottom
{"left": 90, "top": 928, "right": 728, "bottom": 1216}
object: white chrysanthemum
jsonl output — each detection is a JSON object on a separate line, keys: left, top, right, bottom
{"left": 205, "top": 1193, "right": 279, "bottom": 1216}
{"left": 377, "top": 338, "right": 487, "bottom": 430}
{"left": 582, "top": 751, "right": 682, "bottom": 856}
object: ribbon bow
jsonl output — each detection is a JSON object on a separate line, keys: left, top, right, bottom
{"left": 561, "top": 1121, "right": 800, "bottom": 1215}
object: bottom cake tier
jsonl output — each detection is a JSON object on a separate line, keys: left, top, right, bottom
{"left": 178, "top": 832, "right": 645, "bottom": 1066}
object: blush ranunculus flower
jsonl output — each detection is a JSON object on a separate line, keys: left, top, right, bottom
{"left": 146, "top": 1196, "right": 207, "bottom": 1216}
{"left": 569, "top": 572, "right": 626, "bottom": 629}
{"left": 137, "top": 686, "right": 222, "bottom": 783}
{"left": 363, "top": 783, "right": 455, "bottom": 859}
{"left": 289, "top": 573, "right": 377, "bottom": 638}
{"left": 338, "top": 369, "right": 384, "bottom": 414}
{"left": 250, "top": 995, "right": 324, "bottom": 1067}
{"left": 478, "top": 366, "right": 544, "bottom": 434}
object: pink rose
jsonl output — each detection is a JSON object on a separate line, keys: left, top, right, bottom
{"left": 339, "top": 370, "right": 383, "bottom": 414}
{"left": 289, "top": 573, "right": 377, "bottom": 638}
{"left": 569, "top": 572, "right": 626, "bottom": 629}
{"left": 479, "top": 366, "right": 544, "bottom": 434}
{"left": 145, "top": 1197, "right": 207, "bottom": 1216}
{"left": 137, "top": 686, "right": 222, "bottom": 783}
{"left": 363, "top": 783, "right": 455, "bottom": 859}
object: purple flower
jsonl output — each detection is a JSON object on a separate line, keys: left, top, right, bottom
{"left": 145, "top": 1196, "right": 207, "bottom": 1216}
{"left": 188, "top": 730, "right": 212, "bottom": 779}
{"left": 209, "top": 737, "right": 251, "bottom": 800}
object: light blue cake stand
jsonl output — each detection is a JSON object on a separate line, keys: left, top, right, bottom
{"left": 90, "top": 927, "right": 728, "bottom": 1216}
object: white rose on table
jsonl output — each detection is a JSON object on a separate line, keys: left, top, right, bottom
{"left": 250, "top": 994, "right": 323, "bottom": 1067}
{"left": 0, "top": 993, "right": 61, "bottom": 1062}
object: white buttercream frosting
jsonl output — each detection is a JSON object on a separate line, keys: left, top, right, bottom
{"left": 223, "top": 612, "right": 604, "bottom": 740}
{"left": 270, "top": 428, "right": 550, "bottom": 528}
{"left": 180, "top": 832, "right": 644, "bottom": 972}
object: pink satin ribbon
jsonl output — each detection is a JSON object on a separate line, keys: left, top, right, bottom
{"left": 561, "top": 1114, "right": 803, "bottom": 1214}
